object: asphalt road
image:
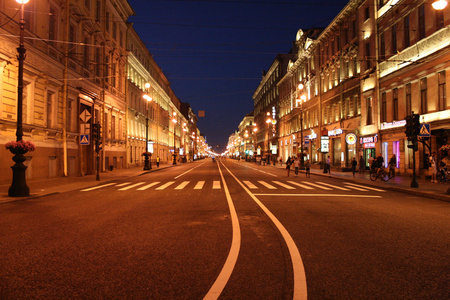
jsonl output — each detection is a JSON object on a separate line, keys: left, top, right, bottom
{"left": 0, "top": 158, "right": 449, "bottom": 299}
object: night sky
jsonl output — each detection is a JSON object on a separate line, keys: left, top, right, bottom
{"left": 127, "top": 0, "right": 347, "bottom": 152}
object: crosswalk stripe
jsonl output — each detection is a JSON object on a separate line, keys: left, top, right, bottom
{"left": 156, "top": 181, "right": 175, "bottom": 190}
{"left": 175, "top": 181, "right": 190, "bottom": 190}
{"left": 344, "top": 182, "right": 385, "bottom": 192}
{"left": 194, "top": 181, "right": 205, "bottom": 189}
{"left": 287, "top": 181, "right": 314, "bottom": 189}
{"left": 213, "top": 181, "right": 221, "bottom": 189}
{"left": 81, "top": 183, "right": 115, "bottom": 191}
{"left": 341, "top": 183, "right": 368, "bottom": 191}
{"left": 315, "top": 181, "right": 350, "bottom": 191}
{"left": 301, "top": 181, "right": 332, "bottom": 190}
{"left": 243, "top": 181, "right": 258, "bottom": 189}
{"left": 116, "top": 182, "right": 131, "bottom": 187}
{"left": 258, "top": 181, "right": 277, "bottom": 189}
{"left": 118, "top": 182, "right": 146, "bottom": 191}
{"left": 272, "top": 181, "right": 295, "bottom": 189}
{"left": 137, "top": 182, "right": 160, "bottom": 190}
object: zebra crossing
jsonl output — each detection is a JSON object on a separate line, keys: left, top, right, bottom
{"left": 81, "top": 180, "right": 385, "bottom": 193}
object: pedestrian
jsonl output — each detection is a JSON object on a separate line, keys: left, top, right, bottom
{"left": 156, "top": 156, "right": 160, "bottom": 167}
{"left": 305, "top": 159, "right": 311, "bottom": 178}
{"left": 286, "top": 157, "right": 292, "bottom": 177}
{"left": 389, "top": 154, "right": 396, "bottom": 178}
{"left": 368, "top": 155, "right": 375, "bottom": 171}
{"left": 326, "top": 156, "right": 331, "bottom": 174}
{"left": 429, "top": 152, "right": 437, "bottom": 183}
{"left": 351, "top": 157, "right": 357, "bottom": 177}
{"left": 279, "top": 156, "right": 283, "bottom": 166}
{"left": 359, "top": 155, "right": 365, "bottom": 175}
{"left": 294, "top": 156, "right": 300, "bottom": 176}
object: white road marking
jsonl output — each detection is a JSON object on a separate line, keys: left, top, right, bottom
{"left": 81, "top": 183, "right": 115, "bottom": 191}
{"left": 118, "top": 182, "right": 146, "bottom": 191}
{"left": 213, "top": 181, "right": 221, "bottom": 189}
{"left": 273, "top": 181, "right": 295, "bottom": 189}
{"left": 315, "top": 181, "right": 350, "bottom": 191}
{"left": 116, "top": 182, "right": 131, "bottom": 187}
{"left": 253, "top": 193, "right": 381, "bottom": 198}
{"left": 155, "top": 181, "right": 175, "bottom": 190}
{"left": 174, "top": 162, "right": 206, "bottom": 179}
{"left": 221, "top": 163, "right": 307, "bottom": 300}
{"left": 243, "top": 181, "right": 257, "bottom": 189}
{"left": 258, "top": 181, "right": 277, "bottom": 189}
{"left": 175, "top": 181, "right": 190, "bottom": 190}
{"left": 137, "top": 182, "right": 160, "bottom": 190}
{"left": 287, "top": 181, "right": 314, "bottom": 189}
{"left": 344, "top": 182, "right": 385, "bottom": 192}
{"left": 300, "top": 181, "right": 332, "bottom": 190}
{"left": 194, "top": 181, "right": 205, "bottom": 189}
{"left": 204, "top": 160, "right": 240, "bottom": 299}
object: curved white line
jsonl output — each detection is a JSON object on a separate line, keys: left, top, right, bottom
{"left": 175, "top": 161, "right": 206, "bottom": 179}
{"left": 222, "top": 163, "right": 307, "bottom": 300}
{"left": 203, "top": 161, "right": 241, "bottom": 300}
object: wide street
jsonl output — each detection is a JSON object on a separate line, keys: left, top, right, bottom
{"left": 1, "top": 159, "right": 449, "bottom": 299}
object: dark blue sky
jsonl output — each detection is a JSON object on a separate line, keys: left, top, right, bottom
{"left": 127, "top": 0, "right": 346, "bottom": 152}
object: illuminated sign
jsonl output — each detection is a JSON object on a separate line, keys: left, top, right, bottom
{"left": 328, "top": 128, "right": 343, "bottom": 136}
{"left": 364, "top": 142, "right": 376, "bottom": 148}
{"left": 320, "top": 136, "right": 329, "bottom": 153}
{"left": 360, "top": 135, "right": 378, "bottom": 144}
{"left": 345, "top": 133, "right": 357, "bottom": 145}
{"left": 381, "top": 120, "right": 406, "bottom": 130}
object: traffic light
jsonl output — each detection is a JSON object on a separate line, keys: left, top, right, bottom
{"left": 92, "top": 123, "right": 98, "bottom": 140}
{"left": 405, "top": 115, "right": 413, "bottom": 140}
{"left": 412, "top": 113, "right": 420, "bottom": 137}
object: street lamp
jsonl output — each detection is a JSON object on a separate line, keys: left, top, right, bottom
{"left": 297, "top": 83, "right": 307, "bottom": 169}
{"left": 172, "top": 112, "right": 177, "bottom": 165}
{"left": 266, "top": 112, "right": 272, "bottom": 165}
{"left": 143, "top": 82, "right": 152, "bottom": 170}
{"left": 432, "top": 0, "right": 448, "bottom": 10}
{"left": 253, "top": 126, "right": 257, "bottom": 157}
{"left": 9, "top": 0, "right": 30, "bottom": 197}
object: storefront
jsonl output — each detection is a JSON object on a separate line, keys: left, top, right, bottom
{"left": 345, "top": 133, "right": 357, "bottom": 167}
{"left": 329, "top": 128, "right": 343, "bottom": 167}
{"left": 360, "top": 134, "right": 378, "bottom": 167}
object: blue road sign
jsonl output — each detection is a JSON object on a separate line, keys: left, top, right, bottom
{"left": 80, "top": 134, "right": 90, "bottom": 145}
{"left": 418, "top": 124, "right": 431, "bottom": 137}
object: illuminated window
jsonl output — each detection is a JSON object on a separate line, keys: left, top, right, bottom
{"left": 438, "top": 71, "right": 446, "bottom": 111}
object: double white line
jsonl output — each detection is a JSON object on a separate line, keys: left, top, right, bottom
{"left": 204, "top": 161, "right": 307, "bottom": 300}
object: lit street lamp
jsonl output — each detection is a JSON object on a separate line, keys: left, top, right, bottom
{"left": 9, "top": 0, "right": 31, "bottom": 197}
{"left": 143, "top": 82, "right": 152, "bottom": 170}
{"left": 297, "top": 83, "right": 306, "bottom": 170}
{"left": 432, "top": 0, "right": 448, "bottom": 10}
{"left": 172, "top": 112, "right": 177, "bottom": 165}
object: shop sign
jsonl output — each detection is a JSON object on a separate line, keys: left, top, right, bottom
{"left": 360, "top": 135, "right": 378, "bottom": 144}
{"left": 381, "top": 120, "right": 406, "bottom": 130}
{"left": 345, "top": 133, "right": 357, "bottom": 145}
{"left": 328, "top": 128, "right": 343, "bottom": 136}
{"left": 364, "top": 142, "right": 376, "bottom": 148}
{"left": 320, "top": 136, "right": 329, "bottom": 153}
{"left": 307, "top": 130, "right": 317, "bottom": 140}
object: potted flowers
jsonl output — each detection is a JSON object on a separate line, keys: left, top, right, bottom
{"left": 142, "top": 151, "right": 152, "bottom": 157}
{"left": 5, "top": 140, "right": 35, "bottom": 155}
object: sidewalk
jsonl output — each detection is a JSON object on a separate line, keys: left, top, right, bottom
{"left": 245, "top": 160, "right": 450, "bottom": 202}
{"left": 0, "top": 163, "right": 177, "bottom": 204}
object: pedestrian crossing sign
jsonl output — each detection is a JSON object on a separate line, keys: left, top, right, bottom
{"left": 418, "top": 124, "right": 431, "bottom": 137}
{"left": 80, "top": 134, "right": 90, "bottom": 145}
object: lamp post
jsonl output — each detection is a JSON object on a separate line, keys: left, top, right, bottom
{"left": 266, "top": 112, "right": 271, "bottom": 165}
{"left": 143, "top": 82, "right": 152, "bottom": 170}
{"left": 172, "top": 112, "right": 177, "bottom": 165}
{"left": 253, "top": 126, "right": 257, "bottom": 159}
{"left": 9, "top": 0, "right": 30, "bottom": 197}
{"left": 297, "top": 83, "right": 306, "bottom": 170}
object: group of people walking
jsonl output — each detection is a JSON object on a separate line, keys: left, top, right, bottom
{"left": 284, "top": 156, "right": 311, "bottom": 177}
